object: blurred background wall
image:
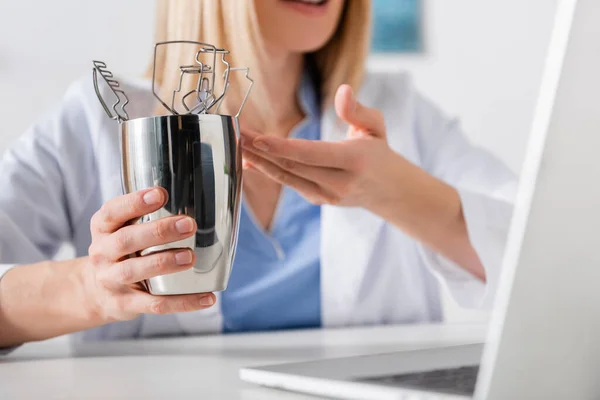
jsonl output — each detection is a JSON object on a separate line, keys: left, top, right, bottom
{"left": 0, "top": 0, "right": 559, "bottom": 322}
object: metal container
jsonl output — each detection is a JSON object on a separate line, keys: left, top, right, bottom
{"left": 120, "top": 114, "right": 242, "bottom": 294}
{"left": 92, "top": 41, "right": 252, "bottom": 295}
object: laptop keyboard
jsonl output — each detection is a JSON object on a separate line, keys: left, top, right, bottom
{"left": 358, "top": 365, "right": 479, "bottom": 396}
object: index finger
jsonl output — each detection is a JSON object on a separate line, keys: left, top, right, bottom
{"left": 91, "top": 187, "right": 167, "bottom": 235}
{"left": 243, "top": 133, "right": 356, "bottom": 169}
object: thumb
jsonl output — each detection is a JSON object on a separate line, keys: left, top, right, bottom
{"left": 334, "top": 84, "right": 385, "bottom": 137}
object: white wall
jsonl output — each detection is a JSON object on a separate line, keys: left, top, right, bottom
{"left": 369, "top": 0, "right": 558, "bottom": 173}
{"left": 0, "top": 0, "right": 156, "bottom": 150}
{"left": 0, "top": 0, "right": 559, "bottom": 322}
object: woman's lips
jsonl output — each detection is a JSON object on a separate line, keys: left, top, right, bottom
{"left": 280, "top": 0, "right": 330, "bottom": 16}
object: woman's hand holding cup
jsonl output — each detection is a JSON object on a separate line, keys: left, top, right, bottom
{"left": 84, "top": 187, "right": 215, "bottom": 323}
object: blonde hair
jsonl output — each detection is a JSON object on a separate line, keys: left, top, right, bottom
{"left": 148, "top": 0, "right": 371, "bottom": 122}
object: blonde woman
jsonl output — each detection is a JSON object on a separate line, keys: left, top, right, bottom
{"left": 0, "top": 0, "right": 516, "bottom": 350}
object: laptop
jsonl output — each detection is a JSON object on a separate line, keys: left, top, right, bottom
{"left": 239, "top": 0, "right": 600, "bottom": 398}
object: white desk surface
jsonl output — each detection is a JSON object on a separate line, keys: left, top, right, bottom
{"left": 0, "top": 323, "right": 487, "bottom": 399}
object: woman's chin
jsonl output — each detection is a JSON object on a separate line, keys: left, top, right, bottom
{"left": 284, "top": 38, "right": 333, "bottom": 54}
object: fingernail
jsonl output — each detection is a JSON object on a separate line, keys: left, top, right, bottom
{"left": 175, "top": 250, "right": 193, "bottom": 265}
{"left": 176, "top": 218, "right": 195, "bottom": 234}
{"left": 200, "top": 295, "right": 215, "bottom": 306}
{"left": 253, "top": 140, "right": 269, "bottom": 152}
{"left": 143, "top": 189, "right": 162, "bottom": 205}
{"left": 344, "top": 84, "right": 354, "bottom": 97}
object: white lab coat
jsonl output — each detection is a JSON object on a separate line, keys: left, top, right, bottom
{"left": 0, "top": 70, "right": 516, "bottom": 341}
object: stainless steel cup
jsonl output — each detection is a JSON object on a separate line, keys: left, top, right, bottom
{"left": 120, "top": 114, "right": 243, "bottom": 295}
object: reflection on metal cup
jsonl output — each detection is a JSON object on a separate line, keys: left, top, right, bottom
{"left": 120, "top": 114, "right": 242, "bottom": 295}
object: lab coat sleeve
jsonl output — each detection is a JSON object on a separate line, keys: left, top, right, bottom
{"left": 0, "top": 80, "right": 97, "bottom": 265}
{"left": 0, "top": 81, "right": 98, "bottom": 353}
{"left": 412, "top": 91, "right": 518, "bottom": 310}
